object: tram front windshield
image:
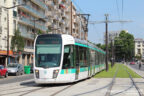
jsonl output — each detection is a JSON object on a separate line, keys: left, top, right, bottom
{"left": 35, "top": 38, "right": 62, "bottom": 68}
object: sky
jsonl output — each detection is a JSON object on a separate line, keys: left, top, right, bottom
{"left": 72, "top": 0, "right": 144, "bottom": 44}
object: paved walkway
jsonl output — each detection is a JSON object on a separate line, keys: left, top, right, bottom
{"left": 126, "top": 64, "right": 144, "bottom": 78}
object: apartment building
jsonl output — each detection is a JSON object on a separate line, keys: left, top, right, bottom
{"left": 0, "top": 0, "right": 17, "bottom": 66}
{"left": 46, "top": 0, "right": 71, "bottom": 34}
{"left": 45, "top": 0, "right": 88, "bottom": 40}
{"left": 135, "top": 38, "right": 144, "bottom": 59}
{"left": 71, "top": 4, "right": 88, "bottom": 40}
{"left": 17, "top": 0, "right": 47, "bottom": 66}
{"left": 0, "top": 0, "right": 48, "bottom": 66}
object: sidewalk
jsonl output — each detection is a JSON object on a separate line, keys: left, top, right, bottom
{"left": 126, "top": 64, "right": 144, "bottom": 78}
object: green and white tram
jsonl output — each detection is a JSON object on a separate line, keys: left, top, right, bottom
{"left": 34, "top": 34, "right": 105, "bottom": 84}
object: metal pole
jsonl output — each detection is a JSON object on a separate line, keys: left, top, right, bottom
{"left": 111, "top": 39, "right": 113, "bottom": 67}
{"left": 71, "top": 2, "right": 72, "bottom": 35}
{"left": 7, "top": 9, "right": 9, "bottom": 66}
{"left": 112, "top": 39, "right": 114, "bottom": 67}
{"left": 34, "top": 19, "right": 36, "bottom": 39}
{"left": 105, "top": 14, "right": 109, "bottom": 71}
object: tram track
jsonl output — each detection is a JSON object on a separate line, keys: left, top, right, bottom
{"left": 106, "top": 64, "right": 144, "bottom": 96}
{"left": 50, "top": 83, "right": 76, "bottom": 96}
{"left": 105, "top": 65, "right": 119, "bottom": 96}
{"left": 72, "top": 65, "right": 120, "bottom": 96}
{"left": 124, "top": 66, "right": 144, "bottom": 96}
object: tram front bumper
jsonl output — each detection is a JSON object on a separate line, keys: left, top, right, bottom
{"left": 35, "top": 78, "right": 74, "bottom": 84}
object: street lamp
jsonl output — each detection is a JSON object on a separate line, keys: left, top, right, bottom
{"left": 1, "top": 3, "right": 25, "bottom": 66}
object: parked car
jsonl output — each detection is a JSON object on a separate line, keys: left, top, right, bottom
{"left": 7, "top": 63, "right": 24, "bottom": 76}
{"left": 130, "top": 62, "right": 135, "bottom": 65}
{"left": 29, "top": 63, "right": 33, "bottom": 73}
{"left": 0, "top": 65, "right": 8, "bottom": 78}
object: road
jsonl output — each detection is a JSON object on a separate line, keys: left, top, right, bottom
{"left": 129, "top": 64, "right": 144, "bottom": 71}
{"left": 0, "top": 74, "right": 34, "bottom": 85}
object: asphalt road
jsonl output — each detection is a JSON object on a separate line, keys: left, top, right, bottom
{"left": 129, "top": 63, "right": 144, "bottom": 71}
{"left": 0, "top": 74, "right": 34, "bottom": 85}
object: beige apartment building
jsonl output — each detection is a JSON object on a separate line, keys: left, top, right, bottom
{"left": 45, "top": 0, "right": 88, "bottom": 40}
{"left": 0, "top": 0, "right": 47, "bottom": 66}
{"left": 135, "top": 38, "right": 144, "bottom": 60}
{"left": 0, "top": 0, "right": 18, "bottom": 66}
{"left": 0, "top": 0, "right": 88, "bottom": 66}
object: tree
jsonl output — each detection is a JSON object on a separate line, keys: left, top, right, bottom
{"left": 114, "top": 30, "right": 134, "bottom": 61}
{"left": 11, "top": 29, "right": 25, "bottom": 52}
{"left": 96, "top": 43, "right": 106, "bottom": 51}
{"left": 37, "top": 30, "right": 43, "bottom": 35}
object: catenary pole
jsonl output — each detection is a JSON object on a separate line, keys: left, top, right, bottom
{"left": 105, "top": 14, "right": 109, "bottom": 71}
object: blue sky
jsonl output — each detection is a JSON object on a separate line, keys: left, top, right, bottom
{"left": 73, "top": 0, "right": 144, "bottom": 44}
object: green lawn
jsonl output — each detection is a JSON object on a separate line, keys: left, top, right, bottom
{"left": 94, "top": 64, "right": 141, "bottom": 78}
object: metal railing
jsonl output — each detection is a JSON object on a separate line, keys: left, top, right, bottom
{"left": 18, "top": 0, "right": 45, "bottom": 18}
{"left": 31, "top": 0, "right": 47, "bottom": 10}
{"left": 20, "top": 28, "right": 34, "bottom": 39}
{"left": 19, "top": 16, "right": 47, "bottom": 31}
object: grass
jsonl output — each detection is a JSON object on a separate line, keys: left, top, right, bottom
{"left": 94, "top": 64, "right": 141, "bottom": 78}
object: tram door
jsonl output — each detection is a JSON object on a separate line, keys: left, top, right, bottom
{"left": 75, "top": 46, "right": 79, "bottom": 80}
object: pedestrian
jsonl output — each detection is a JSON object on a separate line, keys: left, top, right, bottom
{"left": 139, "top": 61, "right": 142, "bottom": 70}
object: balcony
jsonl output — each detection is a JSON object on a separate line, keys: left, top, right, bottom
{"left": 24, "top": 47, "right": 34, "bottom": 53}
{"left": 19, "top": 16, "right": 47, "bottom": 32}
{"left": 46, "top": 22, "right": 52, "bottom": 26}
{"left": 18, "top": 0, "right": 45, "bottom": 18}
{"left": 19, "top": 28, "right": 34, "bottom": 40}
{"left": 46, "top": 1, "right": 54, "bottom": 8}
{"left": 31, "top": 0, "right": 47, "bottom": 10}
{"left": 46, "top": 11, "right": 52, "bottom": 16}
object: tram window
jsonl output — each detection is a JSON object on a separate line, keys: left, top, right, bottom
{"left": 86, "top": 49, "right": 90, "bottom": 66}
{"left": 90, "top": 50, "right": 95, "bottom": 66}
{"left": 62, "top": 45, "right": 74, "bottom": 69}
{"left": 75, "top": 46, "right": 79, "bottom": 65}
{"left": 79, "top": 47, "right": 84, "bottom": 67}
{"left": 83, "top": 47, "right": 87, "bottom": 66}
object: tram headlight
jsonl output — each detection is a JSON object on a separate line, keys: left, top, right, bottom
{"left": 53, "top": 69, "right": 59, "bottom": 78}
{"left": 35, "top": 69, "right": 39, "bottom": 78}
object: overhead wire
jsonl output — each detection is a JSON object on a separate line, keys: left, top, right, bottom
{"left": 71, "top": 0, "right": 85, "bottom": 14}
{"left": 121, "top": 0, "right": 124, "bottom": 29}
{"left": 116, "top": 0, "right": 120, "bottom": 20}
{"left": 122, "top": 0, "right": 124, "bottom": 20}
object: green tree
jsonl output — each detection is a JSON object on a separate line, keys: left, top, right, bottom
{"left": 96, "top": 43, "right": 106, "bottom": 51}
{"left": 37, "top": 30, "right": 42, "bottom": 35}
{"left": 11, "top": 29, "right": 25, "bottom": 52}
{"left": 114, "top": 30, "right": 134, "bottom": 61}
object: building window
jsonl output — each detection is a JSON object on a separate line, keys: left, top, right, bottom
{"left": 137, "top": 45, "right": 141, "bottom": 47}
{"left": 4, "top": 17, "right": 7, "bottom": 21}
{"left": 138, "top": 49, "right": 141, "bottom": 54}
{"left": 4, "top": 0, "right": 6, "bottom": 3}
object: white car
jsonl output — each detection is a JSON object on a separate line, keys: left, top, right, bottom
{"left": 7, "top": 63, "right": 24, "bottom": 76}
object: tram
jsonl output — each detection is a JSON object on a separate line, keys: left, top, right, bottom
{"left": 34, "top": 34, "right": 105, "bottom": 84}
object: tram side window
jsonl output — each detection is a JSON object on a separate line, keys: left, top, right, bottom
{"left": 95, "top": 51, "right": 98, "bottom": 65}
{"left": 79, "top": 47, "right": 83, "bottom": 66}
{"left": 90, "top": 50, "right": 95, "bottom": 66}
{"left": 62, "top": 45, "right": 74, "bottom": 69}
{"left": 78, "top": 47, "right": 87, "bottom": 67}
{"left": 75, "top": 46, "right": 79, "bottom": 65}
